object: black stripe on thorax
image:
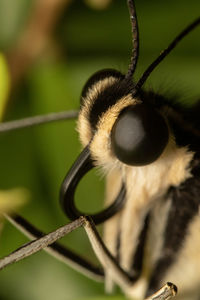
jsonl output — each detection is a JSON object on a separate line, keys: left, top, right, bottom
{"left": 147, "top": 157, "right": 200, "bottom": 295}
{"left": 130, "top": 214, "right": 150, "bottom": 281}
{"left": 115, "top": 213, "right": 150, "bottom": 282}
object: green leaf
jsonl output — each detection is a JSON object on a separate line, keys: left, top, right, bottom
{"left": 0, "top": 53, "right": 10, "bottom": 120}
{"left": 0, "top": 188, "right": 29, "bottom": 214}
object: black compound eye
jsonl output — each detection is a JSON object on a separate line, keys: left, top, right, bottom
{"left": 111, "top": 104, "right": 169, "bottom": 166}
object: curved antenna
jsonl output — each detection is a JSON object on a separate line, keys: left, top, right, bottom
{"left": 0, "top": 110, "right": 78, "bottom": 133}
{"left": 125, "top": 0, "right": 139, "bottom": 79}
{"left": 135, "top": 17, "right": 200, "bottom": 90}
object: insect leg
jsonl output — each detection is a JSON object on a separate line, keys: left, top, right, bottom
{"left": 145, "top": 282, "right": 177, "bottom": 300}
{"left": 82, "top": 215, "right": 133, "bottom": 291}
{"left": 1, "top": 214, "right": 177, "bottom": 300}
{"left": 0, "top": 215, "right": 104, "bottom": 281}
{"left": 0, "top": 216, "right": 85, "bottom": 269}
{"left": 2, "top": 214, "right": 131, "bottom": 289}
{"left": 82, "top": 216, "right": 177, "bottom": 300}
{"left": 2, "top": 213, "right": 104, "bottom": 281}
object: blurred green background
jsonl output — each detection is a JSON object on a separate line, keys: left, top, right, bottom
{"left": 0, "top": 0, "right": 199, "bottom": 299}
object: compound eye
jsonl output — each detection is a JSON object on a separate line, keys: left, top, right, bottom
{"left": 111, "top": 104, "right": 169, "bottom": 166}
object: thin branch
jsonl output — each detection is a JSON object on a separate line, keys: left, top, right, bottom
{"left": 0, "top": 110, "right": 78, "bottom": 133}
{"left": 6, "top": 213, "right": 104, "bottom": 280}
{"left": 0, "top": 217, "right": 85, "bottom": 270}
{"left": 1, "top": 214, "right": 177, "bottom": 300}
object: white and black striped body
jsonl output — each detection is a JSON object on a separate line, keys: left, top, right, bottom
{"left": 0, "top": 1, "right": 199, "bottom": 299}
{"left": 78, "top": 70, "right": 200, "bottom": 300}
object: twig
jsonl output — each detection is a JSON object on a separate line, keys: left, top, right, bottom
{"left": 0, "top": 110, "right": 78, "bottom": 133}
{"left": 0, "top": 217, "right": 85, "bottom": 270}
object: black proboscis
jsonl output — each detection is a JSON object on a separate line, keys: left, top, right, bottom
{"left": 60, "top": 145, "right": 126, "bottom": 225}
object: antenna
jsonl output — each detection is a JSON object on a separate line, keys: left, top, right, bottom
{"left": 136, "top": 17, "right": 200, "bottom": 90}
{"left": 125, "top": 0, "right": 139, "bottom": 79}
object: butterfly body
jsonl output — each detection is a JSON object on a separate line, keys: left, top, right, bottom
{"left": 0, "top": 1, "right": 200, "bottom": 300}
{"left": 78, "top": 69, "right": 200, "bottom": 298}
